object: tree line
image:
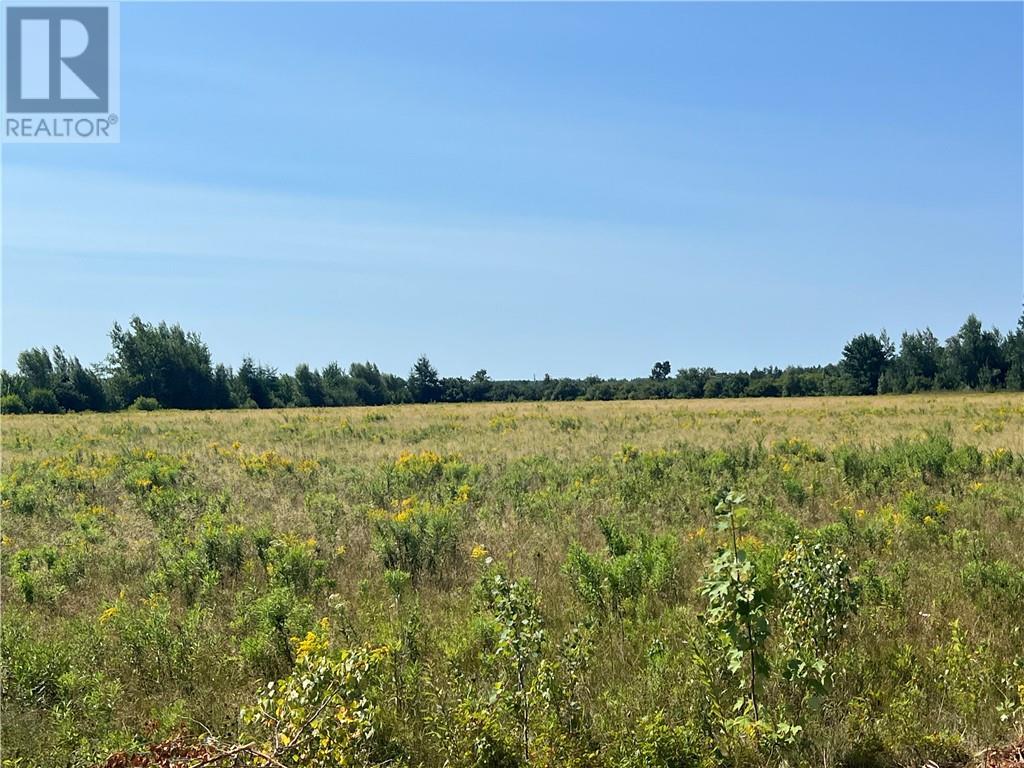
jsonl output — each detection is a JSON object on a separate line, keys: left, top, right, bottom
{"left": 1, "top": 312, "right": 1021, "bottom": 414}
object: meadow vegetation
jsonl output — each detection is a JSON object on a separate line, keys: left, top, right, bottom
{"left": 1, "top": 393, "right": 1022, "bottom": 767}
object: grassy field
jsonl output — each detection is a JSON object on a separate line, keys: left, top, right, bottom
{"left": 2, "top": 393, "right": 1022, "bottom": 767}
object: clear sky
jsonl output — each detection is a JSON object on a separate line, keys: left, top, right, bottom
{"left": 3, "top": 2, "right": 1022, "bottom": 379}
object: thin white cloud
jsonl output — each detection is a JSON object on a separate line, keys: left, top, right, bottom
{"left": 3, "top": 165, "right": 702, "bottom": 275}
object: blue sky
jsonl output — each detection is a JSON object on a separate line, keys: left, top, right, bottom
{"left": 3, "top": 2, "right": 1022, "bottom": 378}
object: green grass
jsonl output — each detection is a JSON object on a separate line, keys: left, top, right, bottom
{"left": 1, "top": 393, "right": 1022, "bottom": 767}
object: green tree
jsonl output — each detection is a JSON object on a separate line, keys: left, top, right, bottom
{"left": 440, "top": 376, "right": 469, "bottom": 403}
{"left": 235, "top": 358, "right": 280, "bottom": 408}
{"left": 840, "top": 332, "right": 891, "bottom": 395}
{"left": 467, "top": 369, "right": 492, "bottom": 401}
{"left": 650, "top": 360, "right": 671, "bottom": 381}
{"left": 321, "top": 363, "right": 357, "bottom": 406}
{"left": 51, "top": 347, "right": 107, "bottom": 412}
{"left": 407, "top": 355, "right": 444, "bottom": 403}
{"left": 885, "top": 329, "right": 943, "bottom": 393}
{"left": 945, "top": 314, "right": 1007, "bottom": 390}
{"left": 701, "top": 492, "right": 769, "bottom": 723}
{"left": 349, "top": 362, "right": 391, "bottom": 406}
{"left": 0, "top": 394, "right": 27, "bottom": 414}
{"left": 17, "top": 348, "right": 54, "bottom": 390}
{"left": 107, "top": 317, "right": 216, "bottom": 409}
{"left": 484, "top": 570, "right": 546, "bottom": 763}
{"left": 213, "top": 364, "right": 238, "bottom": 408}
{"left": 26, "top": 387, "right": 60, "bottom": 414}
{"left": 295, "top": 363, "right": 325, "bottom": 407}
{"left": 1004, "top": 310, "right": 1024, "bottom": 390}
{"left": 674, "top": 367, "right": 714, "bottom": 399}
{"left": 382, "top": 372, "right": 409, "bottom": 404}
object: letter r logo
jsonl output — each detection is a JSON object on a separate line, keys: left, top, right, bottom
{"left": 5, "top": 7, "right": 109, "bottom": 113}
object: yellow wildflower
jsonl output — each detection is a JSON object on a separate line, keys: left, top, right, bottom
{"left": 293, "top": 618, "right": 330, "bottom": 659}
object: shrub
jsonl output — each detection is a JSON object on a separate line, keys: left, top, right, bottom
{"left": 26, "top": 387, "right": 60, "bottom": 414}
{"left": 776, "top": 539, "right": 859, "bottom": 694}
{"left": 1, "top": 393, "right": 27, "bottom": 414}
{"left": 551, "top": 415, "right": 583, "bottom": 432}
{"left": 241, "top": 619, "right": 402, "bottom": 767}
{"left": 489, "top": 413, "right": 518, "bottom": 432}
{"left": 239, "top": 448, "right": 302, "bottom": 476}
{"left": 897, "top": 490, "right": 944, "bottom": 527}
{"left": 122, "top": 450, "right": 187, "bottom": 495}
{"left": 149, "top": 543, "right": 217, "bottom": 604}
{"left": 0, "top": 470, "right": 54, "bottom": 516}
{"left": 376, "top": 449, "right": 474, "bottom": 505}
{"left": 263, "top": 534, "right": 329, "bottom": 594}
{"left": 482, "top": 569, "right": 546, "bottom": 765}
{"left": 959, "top": 558, "right": 1024, "bottom": 611}
{"left": 10, "top": 542, "right": 88, "bottom": 605}
{"left": 130, "top": 395, "right": 161, "bottom": 411}
{"left": 100, "top": 593, "right": 208, "bottom": 691}
{"left": 614, "top": 711, "right": 707, "bottom": 768}
{"left": 372, "top": 497, "right": 462, "bottom": 583}
{"left": 233, "top": 586, "right": 315, "bottom": 679}
{"left": 781, "top": 475, "right": 808, "bottom": 505}
{"left": 441, "top": 695, "right": 522, "bottom": 768}
{"left": 1, "top": 611, "right": 73, "bottom": 707}
{"left": 148, "top": 513, "right": 246, "bottom": 602}
{"left": 564, "top": 517, "right": 677, "bottom": 625}
{"left": 777, "top": 540, "right": 858, "bottom": 651}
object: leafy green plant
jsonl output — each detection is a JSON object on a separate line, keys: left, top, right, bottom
{"left": 483, "top": 569, "right": 546, "bottom": 764}
{"left": 372, "top": 497, "right": 462, "bottom": 583}
{"left": 377, "top": 449, "right": 473, "bottom": 504}
{"left": 439, "top": 688, "right": 521, "bottom": 768}
{"left": 775, "top": 539, "right": 859, "bottom": 696}
{"left": 242, "top": 620, "right": 402, "bottom": 767}
{"left": 26, "top": 388, "right": 60, "bottom": 414}
{"left": 1, "top": 393, "right": 27, "bottom": 414}
{"left": 99, "top": 592, "right": 210, "bottom": 691}
{"left": 263, "top": 534, "right": 329, "bottom": 594}
{"left": 129, "top": 396, "right": 161, "bottom": 411}
{"left": 121, "top": 450, "right": 187, "bottom": 495}
{"left": 10, "top": 542, "right": 88, "bottom": 605}
{"left": 701, "top": 492, "right": 769, "bottom": 723}
{"left": 564, "top": 517, "right": 676, "bottom": 638}
{"left": 233, "top": 586, "right": 315, "bottom": 678}
{"left": 616, "top": 711, "right": 706, "bottom": 768}
{"left": 527, "top": 621, "right": 600, "bottom": 766}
